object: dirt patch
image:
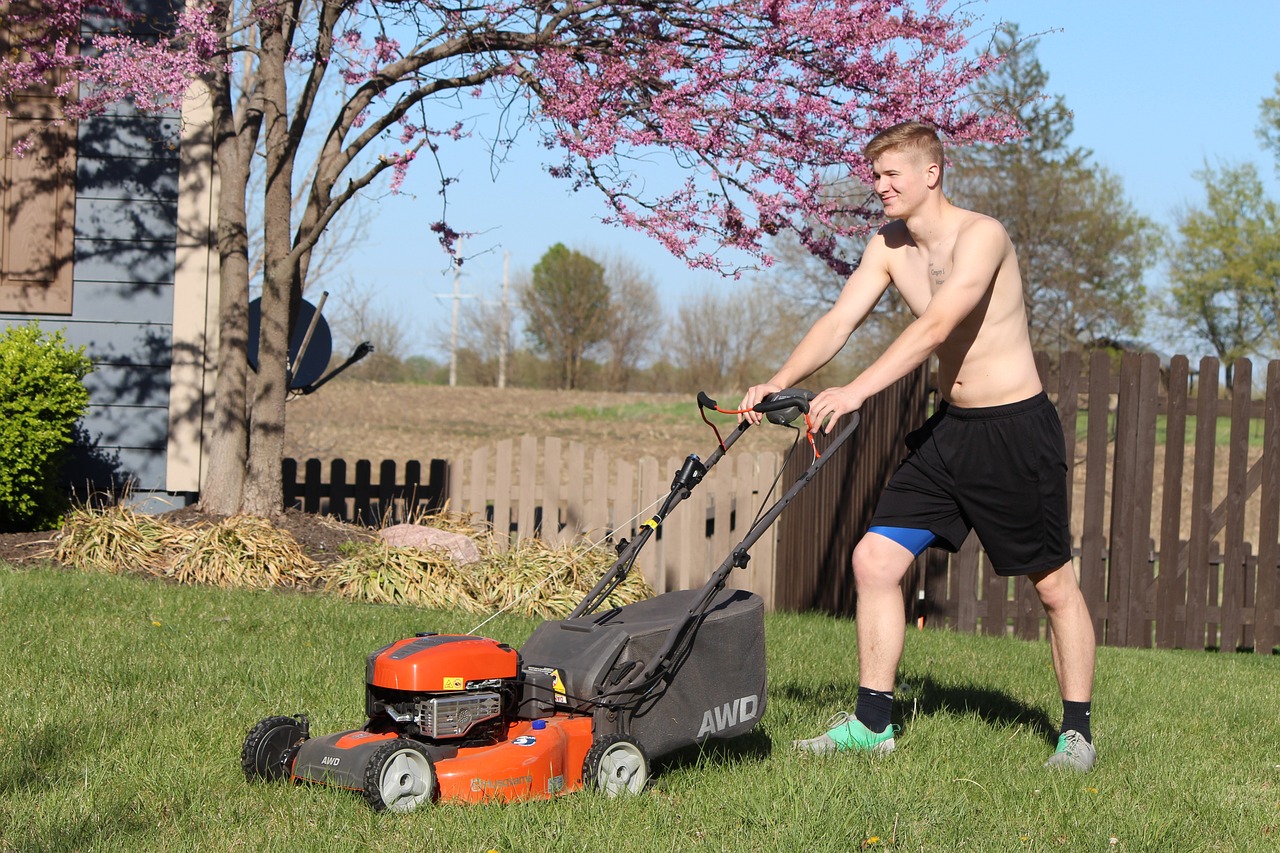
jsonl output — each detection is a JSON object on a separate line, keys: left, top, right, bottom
{"left": 284, "top": 383, "right": 795, "bottom": 468}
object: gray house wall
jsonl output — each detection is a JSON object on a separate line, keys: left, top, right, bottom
{"left": 0, "top": 102, "right": 190, "bottom": 511}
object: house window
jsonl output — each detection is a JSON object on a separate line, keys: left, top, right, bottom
{"left": 1, "top": 2, "right": 76, "bottom": 315}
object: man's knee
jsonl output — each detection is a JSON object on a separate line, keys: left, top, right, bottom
{"left": 852, "top": 534, "right": 915, "bottom": 590}
{"left": 1029, "top": 562, "right": 1083, "bottom": 612}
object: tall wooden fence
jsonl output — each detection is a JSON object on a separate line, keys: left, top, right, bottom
{"left": 772, "top": 364, "right": 931, "bottom": 613}
{"left": 903, "top": 352, "right": 1280, "bottom": 653}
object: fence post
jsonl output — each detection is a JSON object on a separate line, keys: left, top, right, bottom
{"left": 1156, "top": 356, "right": 1190, "bottom": 648}
{"left": 1080, "top": 351, "right": 1111, "bottom": 644}
{"left": 330, "top": 459, "right": 349, "bottom": 521}
{"left": 1109, "top": 353, "right": 1160, "bottom": 647}
{"left": 544, "top": 437, "right": 564, "bottom": 545}
{"left": 1255, "top": 360, "right": 1280, "bottom": 653}
{"left": 517, "top": 435, "right": 537, "bottom": 540}
{"left": 564, "top": 441, "right": 585, "bottom": 540}
{"left": 1221, "top": 360, "right": 1253, "bottom": 652}
{"left": 1184, "top": 356, "right": 1220, "bottom": 650}
{"left": 378, "top": 460, "right": 397, "bottom": 525}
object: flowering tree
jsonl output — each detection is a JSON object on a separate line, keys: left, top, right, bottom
{"left": 2, "top": 0, "right": 1014, "bottom": 517}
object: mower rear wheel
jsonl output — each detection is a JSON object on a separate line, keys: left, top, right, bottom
{"left": 583, "top": 734, "right": 649, "bottom": 796}
{"left": 241, "top": 715, "right": 308, "bottom": 782}
{"left": 362, "top": 739, "right": 436, "bottom": 812}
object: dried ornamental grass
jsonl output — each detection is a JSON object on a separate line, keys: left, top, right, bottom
{"left": 478, "top": 540, "right": 652, "bottom": 618}
{"left": 325, "top": 535, "right": 652, "bottom": 617}
{"left": 324, "top": 541, "right": 483, "bottom": 609}
{"left": 52, "top": 505, "right": 179, "bottom": 574}
{"left": 49, "top": 505, "right": 653, "bottom": 616}
{"left": 168, "top": 515, "right": 321, "bottom": 589}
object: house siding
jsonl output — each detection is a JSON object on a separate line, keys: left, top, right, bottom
{"left": 1, "top": 101, "right": 187, "bottom": 508}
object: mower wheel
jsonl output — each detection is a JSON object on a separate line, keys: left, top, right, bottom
{"left": 362, "top": 739, "right": 436, "bottom": 812}
{"left": 583, "top": 734, "right": 649, "bottom": 796}
{"left": 241, "top": 715, "right": 308, "bottom": 782}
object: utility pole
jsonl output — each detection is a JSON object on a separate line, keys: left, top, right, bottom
{"left": 433, "top": 243, "right": 474, "bottom": 388}
{"left": 449, "top": 262, "right": 461, "bottom": 387}
{"left": 498, "top": 251, "right": 510, "bottom": 389}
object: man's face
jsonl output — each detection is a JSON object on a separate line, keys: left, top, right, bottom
{"left": 871, "top": 150, "right": 935, "bottom": 218}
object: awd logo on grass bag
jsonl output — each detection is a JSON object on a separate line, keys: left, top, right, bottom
{"left": 696, "top": 694, "right": 759, "bottom": 738}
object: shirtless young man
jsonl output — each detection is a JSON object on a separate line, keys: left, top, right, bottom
{"left": 740, "top": 121, "right": 1097, "bottom": 771}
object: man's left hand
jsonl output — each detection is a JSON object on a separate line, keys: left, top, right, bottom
{"left": 809, "top": 386, "right": 863, "bottom": 433}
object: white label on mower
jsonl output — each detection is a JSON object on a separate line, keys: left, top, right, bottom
{"left": 696, "top": 694, "right": 759, "bottom": 739}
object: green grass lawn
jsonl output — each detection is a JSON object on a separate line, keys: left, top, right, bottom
{"left": 2, "top": 563, "right": 1277, "bottom": 852}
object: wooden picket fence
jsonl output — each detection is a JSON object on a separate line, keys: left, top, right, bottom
{"left": 445, "top": 436, "right": 784, "bottom": 608}
{"left": 282, "top": 438, "right": 784, "bottom": 606}
{"left": 282, "top": 351, "right": 1280, "bottom": 653}
{"left": 283, "top": 457, "right": 449, "bottom": 525}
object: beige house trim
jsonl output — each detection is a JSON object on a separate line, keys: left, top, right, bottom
{"left": 167, "top": 79, "right": 219, "bottom": 493}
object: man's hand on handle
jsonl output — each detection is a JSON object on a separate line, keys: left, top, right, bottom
{"left": 808, "top": 385, "right": 864, "bottom": 434}
{"left": 738, "top": 383, "right": 783, "bottom": 425}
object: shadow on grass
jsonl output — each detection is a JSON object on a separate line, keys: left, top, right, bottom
{"left": 776, "top": 676, "right": 1057, "bottom": 744}
{"left": 0, "top": 723, "right": 69, "bottom": 795}
{"left": 652, "top": 727, "right": 774, "bottom": 776}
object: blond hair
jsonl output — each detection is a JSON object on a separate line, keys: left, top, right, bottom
{"left": 864, "top": 121, "right": 944, "bottom": 180}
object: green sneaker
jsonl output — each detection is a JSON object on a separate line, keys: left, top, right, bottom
{"left": 793, "top": 712, "right": 895, "bottom": 755}
{"left": 1043, "top": 730, "right": 1096, "bottom": 772}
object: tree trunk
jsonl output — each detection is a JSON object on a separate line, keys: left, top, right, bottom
{"left": 198, "top": 61, "right": 254, "bottom": 515}
{"left": 241, "top": 16, "right": 295, "bottom": 518}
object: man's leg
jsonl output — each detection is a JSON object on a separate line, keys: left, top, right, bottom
{"left": 852, "top": 532, "right": 917, "bottom": 692}
{"left": 794, "top": 532, "right": 915, "bottom": 755}
{"left": 1030, "top": 561, "right": 1097, "bottom": 771}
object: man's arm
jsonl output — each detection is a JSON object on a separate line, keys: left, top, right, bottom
{"left": 807, "top": 219, "right": 1008, "bottom": 430}
{"left": 739, "top": 235, "right": 894, "bottom": 418}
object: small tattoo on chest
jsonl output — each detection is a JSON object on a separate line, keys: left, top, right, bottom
{"left": 929, "top": 263, "right": 947, "bottom": 284}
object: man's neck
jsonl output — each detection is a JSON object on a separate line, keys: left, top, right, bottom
{"left": 902, "top": 196, "right": 954, "bottom": 250}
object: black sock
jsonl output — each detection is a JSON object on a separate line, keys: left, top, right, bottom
{"left": 854, "top": 686, "right": 894, "bottom": 734}
{"left": 1061, "top": 700, "right": 1092, "bottom": 743}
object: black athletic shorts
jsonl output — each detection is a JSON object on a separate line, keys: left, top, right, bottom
{"left": 869, "top": 391, "right": 1071, "bottom": 577}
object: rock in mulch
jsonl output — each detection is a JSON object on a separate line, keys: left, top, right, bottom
{"left": 377, "top": 524, "right": 482, "bottom": 565}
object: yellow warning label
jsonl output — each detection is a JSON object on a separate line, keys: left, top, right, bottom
{"left": 443, "top": 677, "right": 465, "bottom": 690}
{"left": 551, "top": 669, "right": 567, "bottom": 704}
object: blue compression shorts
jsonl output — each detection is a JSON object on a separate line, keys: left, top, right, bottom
{"left": 867, "top": 525, "right": 936, "bottom": 557}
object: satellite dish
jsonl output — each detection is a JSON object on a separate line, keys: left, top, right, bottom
{"left": 245, "top": 297, "right": 333, "bottom": 389}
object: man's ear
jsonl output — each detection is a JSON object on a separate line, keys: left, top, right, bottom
{"left": 926, "top": 162, "right": 942, "bottom": 189}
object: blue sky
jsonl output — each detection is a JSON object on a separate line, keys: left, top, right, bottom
{"left": 336, "top": 0, "right": 1280, "bottom": 359}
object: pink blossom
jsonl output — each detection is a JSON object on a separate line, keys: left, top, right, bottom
{"left": 3, "top": 0, "right": 1017, "bottom": 275}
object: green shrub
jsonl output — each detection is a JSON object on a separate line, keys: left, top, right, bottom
{"left": 0, "top": 323, "right": 92, "bottom": 531}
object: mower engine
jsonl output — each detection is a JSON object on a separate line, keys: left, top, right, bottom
{"left": 263, "top": 632, "right": 575, "bottom": 810}
{"left": 363, "top": 634, "right": 522, "bottom": 744}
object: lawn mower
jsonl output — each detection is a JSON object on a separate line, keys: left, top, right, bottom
{"left": 241, "top": 389, "right": 860, "bottom": 811}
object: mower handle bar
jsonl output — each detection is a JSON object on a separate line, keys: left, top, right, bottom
{"left": 606, "top": 409, "right": 861, "bottom": 704}
{"left": 697, "top": 388, "right": 814, "bottom": 418}
{"left": 568, "top": 389, "right": 813, "bottom": 620}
